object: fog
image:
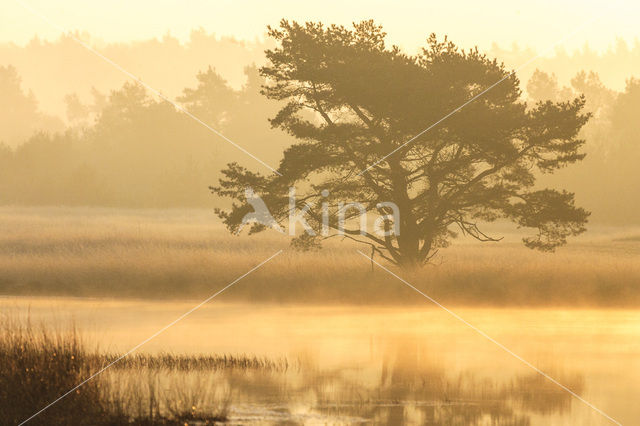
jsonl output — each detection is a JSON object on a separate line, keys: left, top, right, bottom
{"left": 2, "top": 8, "right": 640, "bottom": 425}
{"left": 2, "top": 31, "right": 640, "bottom": 222}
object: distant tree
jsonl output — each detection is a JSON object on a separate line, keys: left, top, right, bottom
{"left": 177, "top": 66, "right": 236, "bottom": 126}
{"left": 64, "top": 87, "right": 107, "bottom": 125}
{"left": 527, "top": 70, "right": 615, "bottom": 157}
{"left": 610, "top": 78, "right": 640, "bottom": 152}
{"left": 527, "top": 69, "right": 573, "bottom": 102}
{"left": 527, "top": 70, "right": 615, "bottom": 121}
{"left": 570, "top": 71, "right": 615, "bottom": 120}
{"left": 89, "top": 82, "right": 218, "bottom": 207}
{"left": 528, "top": 69, "right": 629, "bottom": 206}
{"left": 527, "top": 69, "right": 561, "bottom": 102}
{"left": 0, "top": 65, "right": 63, "bottom": 147}
{"left": 0, "top": 143, "right": 12, "bottom": 204}
{"left": 212, "top": 21, "right": 591, "bottom": 267}
{"left": 178, "top": 65, "right": 296, "bottom": 167}
{"left": 64, "top": 93, "right": 91, "bottom": 123}
{"left": 224, "top": 65, "right": 298, "bottom": 159}
{"left": 603, "top": 78, "right": 640, "bottom": 221}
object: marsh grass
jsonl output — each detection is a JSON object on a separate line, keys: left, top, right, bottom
{"left": 0, "top": 317, "right": 109, "bottom": 425}
{"left": 0, "top": 316, "right": 236, "bottom": 425}
{"left": 106, "top": 353, "right": 292, "bottom": 372}
{"left": 1, "top": 207, "right": 639, "bottom": 306}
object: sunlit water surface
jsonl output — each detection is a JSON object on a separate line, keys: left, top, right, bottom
{"left": 1, "top": 297, "right": 638, "bottom": 425}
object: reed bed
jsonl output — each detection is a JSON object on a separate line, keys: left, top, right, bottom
{"left": 1, "top": 207, "right": 639, "bottom": 306}
{"left": 105, "top": 353, "right": 292, "bottom": 372}
{"left": 0, "top": 316, "right": 243, "bottom": 425}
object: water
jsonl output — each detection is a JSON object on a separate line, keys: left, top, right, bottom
{"left": 2, "top": 297, "right": 638, "bottom": 425}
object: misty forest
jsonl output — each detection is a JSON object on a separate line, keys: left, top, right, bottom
{"left": 1, "top": 26, "right": 640, "bottom": 224}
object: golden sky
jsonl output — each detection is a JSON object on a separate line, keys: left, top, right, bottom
{"left": 2, "top": 0, "right": 639, "bottom": 54}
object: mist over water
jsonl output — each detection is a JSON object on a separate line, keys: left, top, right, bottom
{"left": 2, "top": 297, "right": 638, "bottom": 424}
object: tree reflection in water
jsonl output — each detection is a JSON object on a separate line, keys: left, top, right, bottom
{"left": 108, "top": 342, "right": 583, "bottom": 425}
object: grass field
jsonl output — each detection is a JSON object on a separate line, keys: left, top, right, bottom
{"left": 1, "top": 207, "right": 639, "bottom": 306}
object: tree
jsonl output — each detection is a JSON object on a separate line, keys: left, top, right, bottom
{"left": 88, "top": 82, "right": 219, "bottom": 207}
{"left": 0, "top": 65, "right": 63, "bottom": 147}
{"left": 178, "top": 65, "right": 297, "bottom": 168}
{"left": 177, "top": 66, "right": 236, "bottom": 126}
{"left": 64, "top": 87, "right": 107, "bottom": 125}
{"left": 605, "top": 77, "right": 640, "bottom": 222}
{"left": 212, "top": 20, "right": 591, "bottom": 267}
{"left": 527, "top": 69, "right": 573, "bottom": 103}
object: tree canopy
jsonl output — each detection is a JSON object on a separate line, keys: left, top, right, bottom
{"left": 212, "top": 20, "right": 591, "bottom": 267}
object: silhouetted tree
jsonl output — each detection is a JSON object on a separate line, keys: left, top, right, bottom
{"left": 212, "top": 21, "right": 591, "bottom": 267}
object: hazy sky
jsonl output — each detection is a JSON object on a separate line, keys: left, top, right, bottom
{"left": 2, "top": 0, "right": 639, "bottom": 54}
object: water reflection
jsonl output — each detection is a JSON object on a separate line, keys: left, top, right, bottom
{"left": 2, "top": 298, "right": 634, "bottom": 424}
{"left": 106, "top": 342, "right": 582, "bottom": 425}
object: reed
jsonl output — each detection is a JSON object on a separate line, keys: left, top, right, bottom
{"left": 1, "top": 207, "right": 639, "bottom": 306}
{"left": 0, "top": 316, "right": 233, "bottom": 425}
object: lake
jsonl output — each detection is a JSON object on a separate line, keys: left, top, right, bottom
{"left": 1, "top": 296, "right": 638, "bottom": 425}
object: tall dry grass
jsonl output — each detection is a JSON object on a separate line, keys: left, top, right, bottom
{"left": 0, "top": 317, "right": 109, "bottom": 425}
{"left": 0, "top": 315, "right": 249, "bottom": 425}
{"left": 1, "top": 207, "right": 639, "bottom": 306}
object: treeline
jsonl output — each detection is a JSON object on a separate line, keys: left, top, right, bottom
{"left": 0, "top": 65, "right": 293, "bottom": 208}
{"left": 0, "top": 30, "right": 268, "bottom": 127}
{"left": 491, "top": 38, "right": 640, "bottom": 92}
{"left": 3, "top": 32, "right": 640, "bottom": 123}
{"left": 0, "top": 44, "right": 640, "bottom": 222}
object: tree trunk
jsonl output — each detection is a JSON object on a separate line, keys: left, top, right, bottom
{"left": 388, "top": 157, "right": 422, "bottom": 268}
